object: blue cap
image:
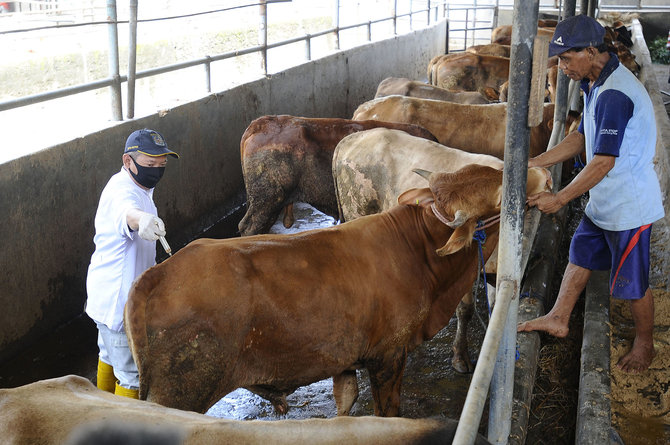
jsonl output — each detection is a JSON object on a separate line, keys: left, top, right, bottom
{"left": 548, "top": 15, "right": 605, "bottom": 57}
{"left": 124, "top": 129, "right": 179, "bottom": 158}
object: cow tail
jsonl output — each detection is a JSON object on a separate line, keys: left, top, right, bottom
{"left": 332, "top": 144, "right": 345, "bottom": 224}
{"left": 124, "top": 268, "right": 156, "bottom": 401}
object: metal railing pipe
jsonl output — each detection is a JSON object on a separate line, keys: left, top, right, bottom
{"left": 488, "top": 0, "right": 540, "bottom": 441}
{"left": 106, "top": 0, "right": 122, "bottom": 120}
{"left": 0, "top": 77, "right": 117, "bottom": 112}
{"left": 127, "top": 0, "right": 138, "bottom": 119}
{"left": 0, "top": 2, "right": 449, "bottom": 117}
{"left": 453, "top": 279, "right": 517, "bottom": 444}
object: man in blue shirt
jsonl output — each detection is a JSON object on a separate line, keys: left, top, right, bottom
{"left": 517, "top": 15, "right": 664, "bottom": 373}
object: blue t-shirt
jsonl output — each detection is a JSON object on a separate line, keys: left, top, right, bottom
{"left": 578, "top": 54, "right": 664, "bottom": 231}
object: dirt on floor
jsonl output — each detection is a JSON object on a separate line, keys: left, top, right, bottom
{"left": 608, "top": 63, "right": 670, "bottom": 445}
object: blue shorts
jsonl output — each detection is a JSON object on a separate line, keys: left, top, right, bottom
{"left": 569, "top": 216, "right": 651, "bottom": 300}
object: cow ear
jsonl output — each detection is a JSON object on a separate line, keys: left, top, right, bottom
{"left": 482, "top": 87, "right": 499, "bottom": 102}
{"left": 436, "top": 220, "right": 476, "bottom": 256}
{"left": 398, "top": 187, "right": 434, "bottom": 207}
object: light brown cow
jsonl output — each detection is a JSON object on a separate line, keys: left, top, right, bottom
{"left": 374, "top": 77, "right": 494, "bottom": 104}
{"left": 491, "top": 22, "right": 555, "bottom": 44}
{"left": 428, "top": 53, "right": 510, "bottom": 96}
{"left": 0, "top": 375, "right": 492, "bottom": 445}
{"left": 237, "top": 115, "right": 436, "bottom": 236}
{"left": 352, "top": 95, "right": 561, "bottom": 159}
{"left": 125, "top": 164, "right": 550, "bottom": 417}
{"left": 466, "top": 43, "right": 511, "bottom": 58}
{"left": 491, "top": 25, "right": 512, "bottom": 45}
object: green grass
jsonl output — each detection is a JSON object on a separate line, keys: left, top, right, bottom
{"left": 648, "top": 35, "right": 670, "bottom": 64}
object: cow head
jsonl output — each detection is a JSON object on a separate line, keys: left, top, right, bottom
{"left": 399, "top": 165, "right": 552, "bottom": 256}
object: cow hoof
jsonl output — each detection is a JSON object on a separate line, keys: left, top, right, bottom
{"left": 452, "top": 357, "right": 475, "bottom": 374}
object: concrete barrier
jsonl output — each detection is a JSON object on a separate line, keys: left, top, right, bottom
{"left": 0, "top": 21, "right": 447, "bottom": 364}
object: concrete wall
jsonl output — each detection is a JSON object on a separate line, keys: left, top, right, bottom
{"left": 0, "top": 21, "right": 447, "bottom": 363}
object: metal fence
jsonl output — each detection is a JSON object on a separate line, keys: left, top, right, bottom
{"left": 0, "top": 0, "right": 451, "bottom": 121}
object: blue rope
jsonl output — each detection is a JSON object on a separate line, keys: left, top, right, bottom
{"left": 474, "top": 222, "right": 519, "bottom": 362}
{"left": 473, "top": 221, "right": 491, "bottom": 318}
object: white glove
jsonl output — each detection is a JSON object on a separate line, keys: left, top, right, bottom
{"left": 137, "top": 212, "right": 166, "bottom": 241}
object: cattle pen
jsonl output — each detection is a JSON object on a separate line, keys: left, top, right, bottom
{"left": 1, "top": 1, "right": 670, "bottom": 444}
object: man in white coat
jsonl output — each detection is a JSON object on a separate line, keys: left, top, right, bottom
{"left": 86, "top": 128, "right": 179, "bottom": 398}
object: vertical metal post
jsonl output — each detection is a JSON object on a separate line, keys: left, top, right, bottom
{"left": 127, "top": 0, "right": 138, "bottom": 119}
{"left": 106, "top": 0, "right": 122, "bottom": 121}
{"left": 465, "top": 9, "right": 469, "bottom": 50}
{"left": 305, "top": 34, "right": 311, "bottom": 61}
{"left": 487, "top": 0, "right": 539, "bottom": 442}
{"left": 367, "top": 21, "right": 372, "bottom": 41}
{"left": 427, "top": 0, "right": 431, "bottom": 25}
{"left": 580, "top": 0, "right": 589, "bottom": 15}
{"left": 549, "top": 0, "right": 576, "bottom": 157}
{"left": 587, "top": 0, "right": 596, "bottom": 17}
{"left": 445, "top": 14, "right": 450, "bottom": 54}
{"left": 409, "top": 0, "right": 413, "bottom": 29}
{"left": 259, "top": 0, "right": 268, "bottom": 76}
{"left": 204, "top": 56, "right": 212, "bottom": 93}
{"left": 333, "top": 0, "right": 340, "bottom": 50}
{"left": 473, "top": 0, "right": 478, "bottom": 46}
{"left": 393, "top": 0, "right": 397, "bottom": 35}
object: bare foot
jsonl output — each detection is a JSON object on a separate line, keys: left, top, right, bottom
{"left": 517, "top": 313, "right": 569, "bottom": 338}
{"left": 616, "top": 338, "right": 656, "bottom": 373}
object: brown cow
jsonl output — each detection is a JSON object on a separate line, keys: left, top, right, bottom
{"left": 428, "top": 53, "right": 510, "bottom": 96}
{"left": 125, "top": 164, "right": 551, "bottom": 416}
{"left": 332, "top": 128, "right": 526, "bottom": 372}
{"left": 237, "top": 115, "right": 436, "bottom": 236}
{"left": 374, "top": 77, "right": 494, "bottom": 104}
{"left": 0, "top": 375, "right": 492, "bottom": 445}
{"left": 352, "top": 95, "right": 564, "bottom": 159}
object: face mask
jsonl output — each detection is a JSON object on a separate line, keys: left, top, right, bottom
{"left": 129, "top": 156, "right": 165, "bottom": 189}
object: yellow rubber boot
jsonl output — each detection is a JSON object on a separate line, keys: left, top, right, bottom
{"left": 115, "top": 381, "right": 139, "bottom": 399}
{"left": 96, "top": 359, "right": 116, "bottom": 393}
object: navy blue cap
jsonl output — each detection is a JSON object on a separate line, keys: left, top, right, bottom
{"left": 124, "top": 129, "right": 179, "bottom": 158}
{"left": 548, "top": 15, "right": 605, "bottom": 57}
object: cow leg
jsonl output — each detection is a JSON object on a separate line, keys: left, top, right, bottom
{"left": 246, "top": 385, "right": 289, "bottom": 415}
{"left": 452, "top": 291, "right": 475, "bottom": 373}
{"left": 366, "top": 349, "right": 407, "bottom": 417}
{"left": 282, "top": 203, "right": 295, "bottom": 228}
{"left": 332, "top": 370, "right": 359, "bottom": 416}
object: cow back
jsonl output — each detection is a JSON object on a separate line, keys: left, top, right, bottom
{"left": 375, "top": 77, "right": 491, "bottom": 104}
{"left": 333, "top": 128, "right": 503, "bottom": 222}
{"left": 0, "top": 375, "right": 493, "bottom": 444}
{"left": 237, "top": 115, "right": 436, "bottom": 235}
{"left": 352, "top": 96, "right": 554, "bottom": 160}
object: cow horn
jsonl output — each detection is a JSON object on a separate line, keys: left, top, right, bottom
{"left": 446, "top": 210, "right": 468, "bottom": 228}
{"left": 412, "top": 168, "right": 432, "bottom": 181}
